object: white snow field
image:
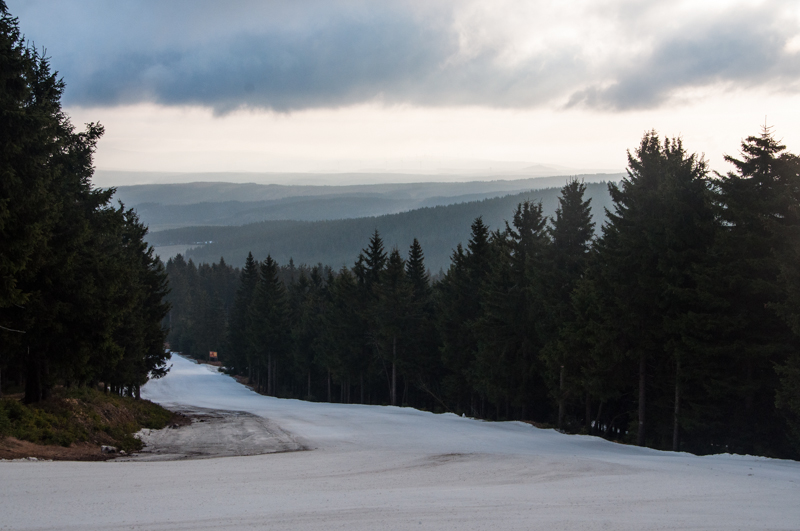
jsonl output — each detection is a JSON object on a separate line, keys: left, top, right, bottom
{"left": 2, "top": 354, "right": 800, "bottom": 530}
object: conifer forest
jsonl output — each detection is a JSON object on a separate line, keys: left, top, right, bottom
{"left": 0, "top": 6, "right": 169, "bottom": 403}
{"left": 165, "top": 130, "right": 800, "bottom": 460}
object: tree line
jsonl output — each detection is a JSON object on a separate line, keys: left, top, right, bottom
{"left": 0, "top": 4, "right": 170, "bottom": 403}
{"left": 165, "top": 128, "right": 800, "bottom": 459}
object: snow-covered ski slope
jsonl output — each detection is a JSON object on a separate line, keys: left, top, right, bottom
{"left": 2, "top": 354, "right": 799, "bottom": 530}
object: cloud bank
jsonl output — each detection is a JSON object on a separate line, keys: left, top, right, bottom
{"left": 10, "top": 0, "right": 800, "bottom": 112}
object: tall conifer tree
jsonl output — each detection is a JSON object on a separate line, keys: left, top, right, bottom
{"left": 593, "top": 132, "right": 712, "bottom": 447}
{"left": 542, "top": 180, "right": 595, "bottom": 429}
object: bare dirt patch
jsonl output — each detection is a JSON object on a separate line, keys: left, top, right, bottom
{"left": 122, "top": 405, "right": 307, "bottom": 461}
{"left": 0, "top": 437, "right": 109, "bottom": 461}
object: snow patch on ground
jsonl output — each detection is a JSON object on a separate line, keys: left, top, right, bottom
{"left": 2, "top": 353, "right": 799, "bottom": 530}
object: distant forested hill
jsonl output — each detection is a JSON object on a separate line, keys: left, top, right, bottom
{"left": 115, "top": 174, "right": 622, "bottom": 231}
{"left": 148, "top": 183, "right": 613, "bottom": 271}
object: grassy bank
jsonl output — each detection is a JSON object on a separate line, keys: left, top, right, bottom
{"left": 0, "top": 387, "right": 174, "bottom": 454}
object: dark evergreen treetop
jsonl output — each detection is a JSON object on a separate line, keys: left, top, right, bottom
{"left": 355, "top": 229, "right": 387, "bottom": 290}
{"left": 405, "top": 238, "right": 430, "bottom": 297}
{"left": 549, "top": 179, "right": 594, "bottom": 276}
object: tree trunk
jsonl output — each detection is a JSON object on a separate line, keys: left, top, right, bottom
{"left": 327, "top": 369, "right": 331, "bottom": 402}
{"left": 558, "top": 365, "right": 565, "bottom": 431}
{"left": 273, "top": 358, "right": 278, "bottom": 397}
{"left": 391, "top": 336, "right": 397, "bottom": 406}
{"left": 637, "top": 352, "right": 646, "bottom": 446}
{"left": 307, "top": 370, "right": 312, "bottom": 399}
{"left": 585, "top": 392, "right": 592, "bottom": 434}
{"left": 594, "top": 401, "right": 604, "bottom": 435}
{"left": 360, "top": 373, "right": 364, "bottom": 404}
{"left": 267, "top": 353, "right": 272, "bottom": 395}
{"left": 673, "top": 355, "right": 681, "bottom": 452}
{"left": 745, "top": 359, "right": 754, "bottom": 453}
{"left": 24, "top": 347, "right": 44, "bottom": 404}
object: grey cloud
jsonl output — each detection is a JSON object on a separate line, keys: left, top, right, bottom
{"left": 8, "top": 0, "right": 800, "bottom": 112}
{"left": 568, "top": 5, "right": 800, "bottom": 110}
{"left": 71, "top": 10, "right": 456, "bottom": 112}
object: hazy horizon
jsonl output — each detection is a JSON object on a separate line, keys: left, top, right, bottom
{"left": 94, "top": 167, "right": 623, "bottom": 188}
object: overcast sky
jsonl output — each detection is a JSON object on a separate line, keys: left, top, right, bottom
{"left": 9, "top": 0, "right": 800, "bottom": 183}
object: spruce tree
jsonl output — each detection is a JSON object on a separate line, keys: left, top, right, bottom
{"left": 542, "top": 180, "right": 595, "bottom": 429}
{"left": 593, "top": 132, "right": 713, "bottom": 447}
{"left": 0, "top": 4, "right": 55, "bottom": 314}
{"left": 376, "top": 249, "right": 414, "bottom": 405}
{"left": 476, "top": 202, "right": 550, "bottom": 420}
{"left": 404, "top": 239, "right": 440, "bottom": 409}
{"left": 226, "top": 252, "right": 259, "bottom": 376}
{"left": 322, "top": 267, "right": 366, "bottom": 403}
{"left": 291, "top": 266, "right": 328, "bottom": 400}
{"left": 357, "top": 229, "right": 387, "bottom": 290}
{"left": 248, "top": 256, "right": 290, "bottom": 395}
{"left": 712, "top": 127, "right": 800, "bottom": 455}
{"left": 438, "top": 218, "right": 495, "bottom": 415}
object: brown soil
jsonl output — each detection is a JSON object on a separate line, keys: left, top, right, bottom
{"left": 168, "top": 411, "right": 193, "bottom": 428}
{"left": 0, "top": 411, "right": 190, "bottom": 462}
{"left": 0, "top": 437, "right": 111, "bottom": 461}
{"left": 519, "top": 420, "right": 556, "bottom": 430}
{"left": 233, "top": 375, "right": 252, "bottom": 388}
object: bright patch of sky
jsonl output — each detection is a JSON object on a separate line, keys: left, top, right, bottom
{"left": 8, "top": 0, "right": 800, "bottom": 182}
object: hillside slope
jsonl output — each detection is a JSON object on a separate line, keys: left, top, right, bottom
{"left": 148, "top": 183, "right": 613, "bottom": 271}
{"left": 116, "top": 174, "right": 622, "bottom": 231}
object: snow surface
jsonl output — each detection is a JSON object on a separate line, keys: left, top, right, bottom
{"left": 2, "top": 353, "right": 799, "bottom": 530}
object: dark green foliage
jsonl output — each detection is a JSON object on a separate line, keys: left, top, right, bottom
{"left": 165, "top": 254, "right": 239, "bottom": 362}
{"left": 583, "top": 132, "right": 716, "bottom": 448}
{"left": 290, "top": 266, "right": 329, "bottom": 400}
{"left": 321, "top": 267, "right": 368, "bottom": 402}
{"left": 0, "top": 3, "right": 170, "bottom": 403}
{"left": 708, "top": 128, "right": 800, "bottom": 455}
{"left": 474, "top": 202, "right": 551, "bottom": 420}
{"left": 402, "top": 239, "right": 441, "bottom": 408}
{"left": 248, "top": 256, "right": 291, "bottom": 395}
{"left": 0, "top": 6, "right": 54, "bottom": 312}
{"left": 540, "top": 180, "right": 595, "bottom": 430}
{"left": 224, "top": 253, "right": 259, "bottom": 374}
{"left": 437, "top": 219, "right": 495, "bottom": 414}
{"left": 375, "top": 249, "right": 413, "bottom": 406}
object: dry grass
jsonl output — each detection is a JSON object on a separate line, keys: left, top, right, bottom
{"left": 0, "top": 387, "right": 177, "bottom": 460}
